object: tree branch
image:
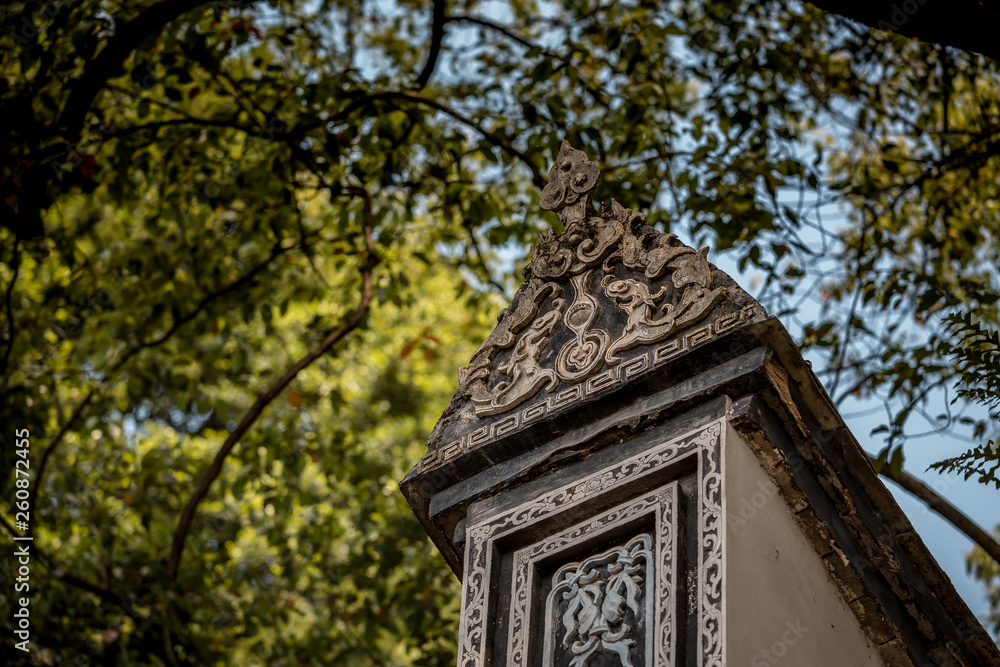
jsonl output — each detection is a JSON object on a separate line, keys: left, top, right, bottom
{"left": 0, "top": 514, "right": 137, "bottom": 620}
{"left": 1, "top": 238, "right": 21, "bottom": 379}
{"left": 413, "top": 0, "right": 447, "bottom": 91}
{"left": 59, "top": 0, "right": 253, "bottom": 140}
{"left": 134, "top": 244, "right": 283, "bottom": 351}
{"left": 463, "top": 224, "right": 505, "bottom": 293}
{"left": 447, "top": 14, "right": 534, "bottom": 50}
{"left": 447, "top": 14, "right": 610, "bottom": 108}
{"left": 108, "top": 92, "right": 547, "bottom": 189}
{"left": 28, "top": 246, "right": 285, "bottom": 521}
{"left": 873, "top": 456, "right": 1000, "bottom": 564}
{"left": 377, "top": 91, "right": 545, "bottom": 186}
{"left": 166, "top": 202, "right": 380, "bottom": 580}
{"left": 7, "top": 1, "right": 255, "bottom": 238}
{"left": 27, "top": 390, "right": 96, "bottom": 521}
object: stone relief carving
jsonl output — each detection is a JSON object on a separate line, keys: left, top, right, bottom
{"left": 457, "top": 422, "right": 723, "bottom": 667}
{"left": 555, "top": 270, "right": 608, "bottom": 381}
{"left": 529, "top": 214, "right": 625, "bottom": 280}
{"left": 544, "top": 535, "right": 653, "bottom": 667}
{"left": 459, "top": 280, "right": 566, "bottom": 416}
{"left": 539, "top": 140, "right": 601, "bottom": 225}
{"left": 602, "top": 245, "right": 727, "bottom": 363}
{"left": 506, "top": 486, "right": 677, "bottom": 667}
{"left": 458, "top": 141, "right": 741, "bottom": 418}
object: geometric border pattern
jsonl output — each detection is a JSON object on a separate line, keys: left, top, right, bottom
{"left": 457, "top": 421, "right": 725, "bottom": 667}
{"left": 421, "top": 306, "right": 755, "bottom": 473}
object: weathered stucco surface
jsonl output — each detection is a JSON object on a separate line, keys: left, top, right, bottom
{"left": 724, "top": 421, "right": 885, "bottom": 666}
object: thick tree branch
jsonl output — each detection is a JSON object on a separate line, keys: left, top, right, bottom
{"left": 0, "top": 514, "right": 137, "bottom": 620}
{"left": 8, "top": 0, "right": 254, "bottom": 239}
{"left": 805, "top": 0, "right": 1000, "bottom": 63}
{"left": 873, "top": 456, "right": 1000, "bottom": 564}
{"left": 413, "top": 0, "right": 447, "bottom": 91}
{"left": 59, "top": 0, "right": 252, "bottom": 140}
{"left": 166, "top": 206, "right": 380, "bottom": 580}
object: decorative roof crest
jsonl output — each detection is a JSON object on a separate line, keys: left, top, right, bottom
{"left": 457, "top": 141, "right": 751, "bottom": 419}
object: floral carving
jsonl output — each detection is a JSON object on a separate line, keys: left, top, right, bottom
{"left": 545, "top": 535, "right": 652, "bottom": 667}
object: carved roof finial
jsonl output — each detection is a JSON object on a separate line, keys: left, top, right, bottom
{"left": 539, "top": 140, "right": 600, "bottom": 225}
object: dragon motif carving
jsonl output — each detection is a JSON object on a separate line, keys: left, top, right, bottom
{"left": 459, "top": 280, "right": 566, "bottom": 416}
{"left": 458, "top": 141, "right": 742, "bottom": 418}
{"left": 603, "top": 228, "right": 728, "bottom": 362}
{"left": 544, "top": 535, "right": 652, "bottom": 667}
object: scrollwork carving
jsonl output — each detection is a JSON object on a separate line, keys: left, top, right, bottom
{"left": 529, "top": 214, "right": 625, "bottom": 280}
{"left": 459, "top": 279, "right": 565, "bottom": 416}
{"left": 464, "top": 296, "right": 566, "bottom": 417}
{"left": 617, "top": 228, "right": 694, "bottom": 279}
{"left": 457, "top": 424, "right": 724, "bottom": 667}
{"left": 458, "top": 141, "right": 748, "bottom": 420}
{"left": 603, "top": 246, "right": 727, "bottom": 363}
{"left": 556, "top": 270, "right": 608, "bottom": 382}
{"left": 545, "top": 535, "right": 653, "bottom": 667}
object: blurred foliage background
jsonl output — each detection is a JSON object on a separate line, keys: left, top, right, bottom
{"left": 0, "top": 0, "right": 998, "bottom": 664}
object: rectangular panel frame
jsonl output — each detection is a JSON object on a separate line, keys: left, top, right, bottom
{"left": 458, "top": 420, "right": 725, "bottom": 667}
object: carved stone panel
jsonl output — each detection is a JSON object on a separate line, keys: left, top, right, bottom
{"left": 458, "top": 208, "right": 736, "bottom": 420}
{"left": 457, "top": 421, "right": 724, "bottom": 667}
{"left": 454, "top": 137, "right": 750, "bottom": 425}
{"left": 543, "top": 534, "right": 653, "bottom": 667}
{"left": 414, "top": 142, "right": 766, "bottom": 478}
{"left": 506, "top": 484, "right": 678, "bottom": 667}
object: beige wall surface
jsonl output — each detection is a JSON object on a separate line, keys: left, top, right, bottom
{"left": 724, "top": 422, "right": 886, "bottom": 667}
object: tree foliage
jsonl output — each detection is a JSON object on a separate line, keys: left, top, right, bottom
{"left": 927, "top": 314, "right": 999, "bottom": 488}
{"left": 1, "top": 0, "right": 998, "bottom": 663}
{"left": 968, "top": 527, "right": 1000, "bottom": 637}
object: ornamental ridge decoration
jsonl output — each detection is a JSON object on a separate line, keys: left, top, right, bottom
{"left": 458, "top": 140, "right": 733, "bottom": 418}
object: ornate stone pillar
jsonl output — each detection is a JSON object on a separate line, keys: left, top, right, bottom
{"left": 401, "top": 142, "right": 999, "bottom": 667}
